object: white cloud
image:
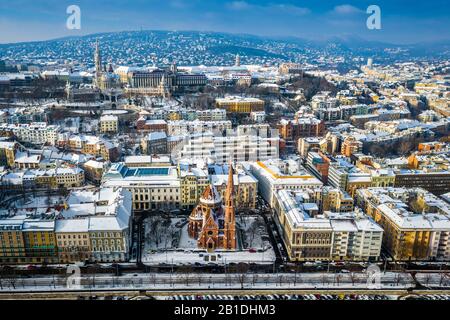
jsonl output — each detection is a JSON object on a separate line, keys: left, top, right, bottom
{"left": 169, "top": 0, "right": 189, "bottom": 9}
{"left": 228, "top": 1, "right": 251, "bottom": 10}
{"left": 227, "top": 2, "right": 310, "bottom": 16}
{"left": 333, "top": 4, "right": 363, "bottom": 14}
{"left": 274, "top": 4, "right": 311, "bottom": 16}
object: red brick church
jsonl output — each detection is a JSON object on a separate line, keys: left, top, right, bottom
{"left": 188, "top": 164, "right": 236, "bottom": 251}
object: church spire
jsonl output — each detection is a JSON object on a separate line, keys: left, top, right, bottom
{"left": 225, "top": 161, "right": 234, "bottom": 208}
{"left": 223, "top": 161, "right": 236, "bottom": 250}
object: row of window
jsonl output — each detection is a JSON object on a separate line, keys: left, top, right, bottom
{"left": 57, "top": 234, "right": 88, "bottom": 240}
{"left": 92, "top": 246, "right": 123, "bottom": 252}
{"left": 134, "top": 194, "right": 179, "bottom": 201}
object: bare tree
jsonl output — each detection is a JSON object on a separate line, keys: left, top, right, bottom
{"left": 178, "top": 266, "right": 194, "bottom": 287}
{"left": 423, "top": 273, "right": 433, "bottom": 287}
{"left": 335, "top": 274, "right": 342, "bottom": 286}
{"left": 295, "top": 273, "right": 302, "bottom": 287}
{"left": 197, "top": 274, "right": 203, "bottom": 286}
{"left": 349, "top": 272, "right": 358, "bottom": 286}
{"left": 395, "top": 273, "right": 402, "bottom": 286}
{"left": 251, "top": 274, "right": 258, "bottom": 286}
{"left": 236, "top": 262, "right": 249, "bottom": 289}
{"left": 145, "top": 216, "right": 166, "bottom": 248}
{"left": 0, "top": 267, "right": 4, "bottom": 290}
{"left": 2, "top": 268, "right": 18, "bottom": 290}
{"left": 278, "top": 274, "right": 283, "bottom": 286}
{"left": 150, "top": 274, "right": 156, "bottom": 287}
{"left": 439, "top": 273, "right": 448, "bottom": 287}
{"left": 246, "top": 219, "right": 260, "bottom": 248}
{"left": 320, "top": 274, "right": 328, "bottom": 286}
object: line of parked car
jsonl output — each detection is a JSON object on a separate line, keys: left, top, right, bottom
{"left": 167, "top": 294, "right": 393, "bottom": 300}
{"left": 404, "top": 295, "right": 450, "bottom": 300}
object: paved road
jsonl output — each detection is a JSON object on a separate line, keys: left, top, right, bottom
{"left": 1, "top": 271, "right": 438, "bottom": 292}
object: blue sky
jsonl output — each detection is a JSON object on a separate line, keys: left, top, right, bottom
{"left": 0, "top": 0, "right": 449, "bottom": 44}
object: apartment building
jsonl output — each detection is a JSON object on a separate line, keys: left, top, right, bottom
{"left": 272, "top": 189, "right": 382, "bottom": 262}
{"left": 0, "top": 122, "right": 60, "bottom": 146}
{"left": 136, "top": 118, "right": 168, "bottom": 132}
{"left": 67, "top": 135, "right": 120, "bottom": 162}
{"left": 356, "top": 187, "right": 450, "bottom": 261}
{"left": 0, "top": 219, "right": 26, "bottom": 264}
{"left": 54, "top": 220, "right": 91, "bottom": 263}
{"left": 297, "top": 137, "right": 322, "bottom": 159}
{"left": 179, "top": 165, "right": 210, "bottom": 210}
{"left": 99, "top": 114, "right": 119, "bottom": 133}
{"left": 22, "top": 219, "right": 58, "bottom": 264}
{"left": 210, "top": 166, "right": 258, "bottom": 210}
{"left": 13, "top": 151, "right": 41, "bottom": 169}
{"left": 83, "top": 160, "right": 107, "bottom": 184}
{"left": 341, "top": 136, "right": 363, "bottom": 157}
{"left": 179, "top": 132, "right": 279, "bottom": 165}
{"left": 278, "top": 117, "right": 325, "bottom": 144}
{"left": 57, "top": 187, "right": 133, "bottom": 263}
{"left": 249, "top": 158, "right": 323, "bottom": 206}
{"left": 322, "top": 187, "right": 354, "bottom": 213}
{"left": 167, "top": 119, "right": 232, "bottom": 136}
{"left": 0, "top": 141, "right": 17, "bottom": 168}
{"left": 141, "top": 131, "right": 167, "bottom": 155}
{"left": 196, "top": 109, "right": 227, "bottom": 121}
{"left": 305, "top": 151, "right": 331, "bottom": 184}
{"left": 0, "top": 167, "right": 85, "bottom": 190}
{"left": 394, "top": 169, "right": 450, "bottom": 196}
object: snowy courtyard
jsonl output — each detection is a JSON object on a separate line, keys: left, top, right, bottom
{"left": 142, "top": 215, "right": 276, "bottom": 265}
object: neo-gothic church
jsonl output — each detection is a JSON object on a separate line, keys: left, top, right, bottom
{"left": 188, "top": 164, "right": 236, "bottom": 251}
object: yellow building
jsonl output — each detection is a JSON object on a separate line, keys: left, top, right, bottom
{"left": 167, "top": 111, "right": 182, "bottom": 121}
{"left": 216, "top": 96, "right": 264, "bottom": 114}
{"left": 322, "top": 187, "right": 354, "bottom": 213}
{"left": 180, "top": 167, "right": 210, "bottom": 210}
{"left": 54, "top": 167, "right": 85, "bottom": 188}
{"left": 100, "top": 115, "right": 119, "bottom": 133}
{"left": 355, "top": 156, "right": 397, "bottom": 188}
{"left": 72, "top": 136, "right": 118, "bottom": 162}
{"left": 35, "top": 172, "right": 57, "bottom": 189}
{"left": 211, "top": 173, "right": 258, "bottom": 210}
{"left": 414, "top": 82, "right": 440, "bottom": 94}
{"left": 357, "top": 187, "right": 450, "bottom": 261}
{"left": 83, "top": 160, "right": 106, "bottom": 184}
{"left": 33, "top": 167, "right": 84, "bottom": 189}
{"left": 22, "top": 220, "right": 58, "bottom": 264}
{"left": 89, "top": 230, "right": 128, "bottom": 262}
{"left": 1, "top": 218, "right": 58, "bottom": 264}
{"left": 370, "top": 173, "right": 395, "bottom": 188}
{"left": 346, "top": 175, "right": 371, "bottom": 198}
{"left": 0, "top": 220, "right": 26, "bottom": 264}
{"left": 55, "top": 220, "right": 91, "bottom": 263}
{"left": 0, "top": 141, "right": 17, "bottom": 168}
{"left": 272, "top": 189, "right": 333, "bottom": 261}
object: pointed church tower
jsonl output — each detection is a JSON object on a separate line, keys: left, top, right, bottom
{"left": 170, "top": 61, "right": 177, "bottom": 74}
{"left": 223, "top": 162, "right": 236, "bottom": 250}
